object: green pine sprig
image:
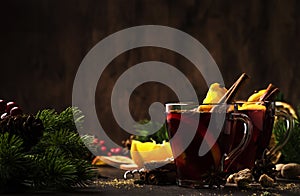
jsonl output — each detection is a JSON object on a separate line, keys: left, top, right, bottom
{"left": 31, "top": 128, "right": 92, "bottom": 160}
{"left": 27, "top": 149, "right": 95, "bottom": 190}
{"left": 0, "top": 133, "right": 32, "bottom": 191}
{"left": 35, "top": 107, "right": 84, "bottom": 133}
{"left": 28, "top": 107, "right": 96, "bottom": 190}
{"left": 0, "top": 107, "right": 96, "bottom": 192}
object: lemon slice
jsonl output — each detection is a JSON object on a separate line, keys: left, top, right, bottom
{"left": 239, "top": 103, "right": 266, "bottom": 110}
{"left": 130, "top": 140, "right": 173, "bottom": 168}
{"left": 247, "top": 89, "right": 267, "bottom": 102}
{"left": 202, "top": 83, "right": 227, "bottom": 104}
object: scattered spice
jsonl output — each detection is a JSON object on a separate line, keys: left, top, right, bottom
{"left": 277, "top": 182, "right": 300, "bottom": 192}
{"left": 227, "top": 168, "right": 253, "bottom": 188}
{"left": 95, "top": 178, "right": 144, "bottom": 189}
{"left": 259, "top": 174, "right": 274, "bottom": 187}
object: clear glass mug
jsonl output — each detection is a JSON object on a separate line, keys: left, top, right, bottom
{"left": 165, "top": 103, "right": 253, "bottom": 188}
{"left": 226, "top": 101, "right": 295, "bottom": 176}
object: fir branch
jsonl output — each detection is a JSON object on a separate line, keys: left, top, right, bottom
{"left": 273, "top": 119, "right": 300, "bottom": 163}
{"left": 35, "top": 109, "right": 58, "bottom": 132}
{"left": 32, "top": 128, "right": 90, "bottom": 160}
{"left": 30, "top": 149, "right": 95, "bottom": 190}
{"left": 80, "top": 134, "right": 98, "bottom": 156}
{"left": 0, "top": 133, "right": 32, "bottom": 190}
{"left": 0, "top": 107, "right": 95, "bottom": 191}
{"left": 36, "top": 107, "right": 84, "bottom": 133}
{"left": 73, "top": 159, "right": 96, "bottom": 187}
{"left": 30, "top": 149, "right": 78, "bottom": 190}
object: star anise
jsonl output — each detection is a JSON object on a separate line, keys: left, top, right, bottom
{"left": 252, "top": 150, "right": 278, "bottom": 181}
{"left": 201, "top": 166, "right": 227, "bottom": 188}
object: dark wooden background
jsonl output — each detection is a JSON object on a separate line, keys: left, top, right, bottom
{"left": 1, "top": 0, "right": 299, "bottom": 141}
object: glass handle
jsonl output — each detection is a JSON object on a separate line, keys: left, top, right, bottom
{"left": 224, "top": 113, "right": 253, "bottom": 172}
{"left": 266, "top": 105, "right": 295, "bottom": 160}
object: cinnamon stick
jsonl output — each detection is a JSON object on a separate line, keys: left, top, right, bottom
{"left": 210, "top": 73, "right": 249, "bottom": 112}
{"left": 218, "top": 73, "right": 249, "bottom": 104}
{"left": 259, "top": 83, "right": 279, "bottom": 102}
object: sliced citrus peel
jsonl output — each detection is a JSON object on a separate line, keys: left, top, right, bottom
{"left": 247, "top": 89, "right": 267, "bottom": 102}
{"left": 198, "top": 83, "right": 227, "bottom": 112}
{"left": 92, "top": 155, "right": 135, "bottom": 168}
{"left": 202, "top": 83, "right": 227, "bottom": 104}
{"left": 239, "top": 103, "right": 266, "bottom": 111}
{"left": 92, "top": 156, "right": 106, "bottom": 165}
{"left": 198, "top": 104, "right": 213, "bottom": 112}
{"left": 198, "top": 76, "right": 247, "bottom": 113}
{"left": 247, "top": 84, "right": 279, "bottom": 103}
{"left": 130, "top": 140, "right": 173, "bottom": 168}
{"left": 241, "top": 83, "right": 280, "bottom": 110}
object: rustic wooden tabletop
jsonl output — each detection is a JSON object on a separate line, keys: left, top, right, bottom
{"left": 17, "top": 166, "right": 300, "bottom": 195}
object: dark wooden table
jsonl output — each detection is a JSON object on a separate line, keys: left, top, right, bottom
{"left": 18, "top": 166, "right": 300, "bottom": 195}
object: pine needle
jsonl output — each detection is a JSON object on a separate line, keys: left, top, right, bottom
{"left": 0, "top": 133, "right": 32, "bottom": 190}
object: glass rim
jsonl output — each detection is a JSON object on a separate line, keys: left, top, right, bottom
{"left": 165, "top": 101, "right": 274, "bottom": 106}
{"left": 165, "top": 102, "right": 235, "bottom": 113}
{"left": 233, "top": 100, "right": 274, "bottom": 104}
{"left": 165, "top": 101, "right": 275, "bottom": 113}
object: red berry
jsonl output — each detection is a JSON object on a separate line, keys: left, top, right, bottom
{"left": 110, "top": 148, "right": 116, "bottom": 153}
{"left": 114, "top": 147, "right": 122, "bottom": 154}
{"left": 99, "top": 140, "right": 105, "bottom": 146}
{"left": 100, "top": 146, "right": 107, "bottom": 152}
{"left": 93, "top": 138, "right": 99, "bottom": 145}
{"left": 10, "top": 106, "right": 22, "bottom": 116}
{"left": 6, "top": 101, "right": 18, "bottom": 113}
{"left": 107, "top": 152, "right": 112, "bottom": 156}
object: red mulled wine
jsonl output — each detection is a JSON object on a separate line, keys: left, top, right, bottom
{"left": 166, "top": 103, "right": 252, "bottom": 188}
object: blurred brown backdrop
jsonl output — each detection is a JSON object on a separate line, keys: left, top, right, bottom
{"left": 0, "top": 0, "right": 299, "bottom": 141}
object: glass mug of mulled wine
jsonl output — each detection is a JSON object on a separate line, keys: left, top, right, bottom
{"left": 165, "top": 103, "right": 253, "bottom": 188}
{"left": 225, "top": 101, "right": 295, "bottom": 175}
